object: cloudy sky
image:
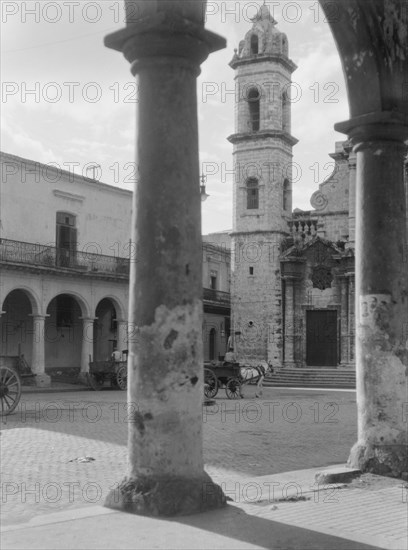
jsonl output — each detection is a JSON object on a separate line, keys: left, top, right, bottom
{"left": 1, "top": 1, "right": 349, "bottom": 234}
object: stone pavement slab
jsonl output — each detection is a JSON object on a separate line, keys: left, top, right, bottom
{"left": 1, "top": 502, "right": 384, "bottom": 550}
{"left": 22, "top": 382, "right": 89, "bottom": 393}
{"left": 1, "top": 389, "right": 406, "bottom": 549}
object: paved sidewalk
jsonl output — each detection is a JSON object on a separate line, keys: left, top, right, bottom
{"left": 1, "top": 390, "right": 407, "bottom": 549}
{"left": 22, "top": 382, "right": 89, "bottom": 393}
{"left": 1, "top": 466, "right": 406, "bottom": 550}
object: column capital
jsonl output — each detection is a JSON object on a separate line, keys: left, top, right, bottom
{"left": 104, "top": 12, "right": 226, "bottom": 75}
{"left": 80, "top": 317, "right": 96, "bottom": 322}
{"left": 335, "top": 111, "right": 408, "bottom": 146}
{"left": 28, "top": 314, "right": 50, "bottom": 321}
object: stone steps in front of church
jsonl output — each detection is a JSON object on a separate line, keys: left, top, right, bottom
{"left": 264, "top": 368, "right": 356, "bottom": 389}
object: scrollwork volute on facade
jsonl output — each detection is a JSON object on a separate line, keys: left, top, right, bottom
{"left": 310, "top": 190, "right": 328, "bottom": 211}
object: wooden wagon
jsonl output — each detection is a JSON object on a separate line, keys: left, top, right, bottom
{"left": 88, "top": 359, "right": 127, "bottom": 391}
{"left": 204, "top": 361, "right": 270, "bottom": 400}
{"left": 204, "top": 362, "right": 243, "bottom": 399}
{"left": 0, "top": 355, "right": 34, "bottom": 415}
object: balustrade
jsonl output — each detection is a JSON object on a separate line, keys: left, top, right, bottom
{"left": 288, "top": 218, "right": 318, "bottom": 241}
{"left": 0, "top": 238, "right": 130, "bottom": 276}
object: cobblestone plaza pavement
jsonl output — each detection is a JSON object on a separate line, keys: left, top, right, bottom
{"left": 1, "top": 386, "right": 407, "bottom": 549}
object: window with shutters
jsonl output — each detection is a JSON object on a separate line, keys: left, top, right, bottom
{"left": 56, "top": 212, "right": 77, "bottom": 268}
{"left": 246, "top": 178, "right": 259, "bottom": 209}
{"left": 210, "top": 270, "right": 218, "bottom": 290}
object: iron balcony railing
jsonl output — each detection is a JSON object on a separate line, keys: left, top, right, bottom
{"left": 0, "top": 238, "right": 130, "bottom": 276}
{"left": 203, "top": 288, "right": 230, "bottom": 305}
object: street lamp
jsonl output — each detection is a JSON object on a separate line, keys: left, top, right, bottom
{"left": 200, "top": 174, "right": 209, "bottom": 202}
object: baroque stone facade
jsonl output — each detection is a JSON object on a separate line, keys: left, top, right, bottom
{"left": 227, "top": 5, "right": 408, "bottom": 370}
{"left": 227, "top": 6, "right": 360, "bottom": 368}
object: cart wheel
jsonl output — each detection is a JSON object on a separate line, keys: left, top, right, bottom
{"left": 204, "top": 368, "right": 218, "bottom": 398}
{"left": 115, "top": 365, "right": 127, "bottom": 391}
{"left": 225, "top": 377, "right": 241, "bottom": 400}
{"left": 87, "top": 373, "right": 105, "bottom": 391}
{"left": 0, "top": 366, "right": 22, "bottom": 416}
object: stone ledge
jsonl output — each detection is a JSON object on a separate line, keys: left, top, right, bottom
{"left": 314, "top": 467, "right": 361, "bottom": 485}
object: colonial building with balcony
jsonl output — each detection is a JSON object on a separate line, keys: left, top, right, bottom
{"left": 202, "top": 233, "right": 231, "bottom": 361}
{"left": 0, "top": 152, "right": 231, "bottom": 385}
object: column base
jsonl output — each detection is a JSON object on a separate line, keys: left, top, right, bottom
{"left": 348, "top": 442, "right": 408, "bottom": 479}
{"left": 35, "top": 374, "right": 51, "bottom": 387}
{"left": 77, "top": 372, "right": 90, "bottom": 386}
{"left": 105, "top": 473, "right": 227, "bottom": 517}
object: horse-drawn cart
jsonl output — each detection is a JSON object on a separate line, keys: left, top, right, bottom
{"left": 0, "top": 365, "right": 22, "bottom": 416}
{"left": 88, "top": 359, "right": 127, "bottom": 391}
{"left": 204, "top": 361, "right": 271, "bottom": 400}
{"left": 0, "top": 355, "right": 37, "bottom": 416}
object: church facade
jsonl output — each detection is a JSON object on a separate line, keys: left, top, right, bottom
{"left": 228, "top": 6, "right": 358, "bottom": 369}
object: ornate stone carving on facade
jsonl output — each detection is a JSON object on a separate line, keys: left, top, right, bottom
{"left": 311, "top": 265, "right": 333, "bottom": 291}
{"left": 309, "top": 240, "right": 332, "bottom": 265}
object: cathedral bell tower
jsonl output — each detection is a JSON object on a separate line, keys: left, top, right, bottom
{"left": 228, "top": 5, "right": 298, "bottom": 365}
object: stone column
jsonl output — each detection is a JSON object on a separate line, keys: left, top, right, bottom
{"left": 79, "top": 317, "right": 95, "bottom": 378}
{"left": 339, "top": 118, "right": 408, "bottom": 477}
{"left": 104, "top": 2, "right": 226, "bottom": 515}
{"left": 116, "top": 320, "right": 128, "bottom": 354}
{"left": 283, "top": 276, "right": 296, "bottom": 367}
{"left": 30, "top": 314, "right": 50, "bottom": 387}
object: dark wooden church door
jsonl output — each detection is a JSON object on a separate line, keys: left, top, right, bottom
{"left": 306, "top": 310, "right": 337, "bottom": 366}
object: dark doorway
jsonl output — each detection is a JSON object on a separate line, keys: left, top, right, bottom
{"left": 306, "top": 310, "right": 337, "bottom": 366}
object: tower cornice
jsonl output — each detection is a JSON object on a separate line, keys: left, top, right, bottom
{"left": 227, "top": 130, "right": 298, "bottom": 147}
{"left": 230, "top": 54, "right": 297, "bottom": 74}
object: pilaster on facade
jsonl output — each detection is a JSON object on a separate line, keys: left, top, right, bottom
{"left": 281, "top": 275, "right": 298, "bottom": 367}
{"left": 281, "top": 255, "right": 304, "bottom": 368}
{"left": 343, "top": 141, "right": 357, "bottom": 250}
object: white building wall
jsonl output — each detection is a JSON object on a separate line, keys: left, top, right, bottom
{"left": 0, "top": 152, "right": 132, "bottom": 255}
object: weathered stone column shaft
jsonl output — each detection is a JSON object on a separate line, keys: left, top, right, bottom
{"left": 29, "top": 314, "right": 51, "bottom": 387}
{"left": 80, "top": 317, "right": 95, "bottom": 373}
{"left": 30, "top": 315, "right": 46, "bottom": 375}
{"left": 127, "top": 57, "right": 204, "bottom": 479}
{"left": 104, "top": 4, "right": 226, "bottom": 516}
{"left": 350, "top": 135, "right": 408, "bottom": 477}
